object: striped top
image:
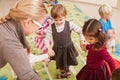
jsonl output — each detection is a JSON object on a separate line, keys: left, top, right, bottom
{"left": 34, "top": 16, "right": 52, "bottom": 53}
{"left": 44, "top": 21, "right": 85, "bottom": 48}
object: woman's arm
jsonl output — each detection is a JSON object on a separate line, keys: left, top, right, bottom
{"left": 2, "top": 41, "right": 40, "bottom": 80}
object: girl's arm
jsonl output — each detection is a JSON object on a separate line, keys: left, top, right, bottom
{"left": 44, "top": 26, "right": 52, "bottom": 48}
{"left": 44, "top": 26, "right": 55, "bottom": 57}
{"left": 98, "top": 48, "right": 115, "bottom": 72}
{"left": 69, "top": 21, "right": 85, "bottom": 41}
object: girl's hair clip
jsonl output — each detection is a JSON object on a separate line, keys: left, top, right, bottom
{"left": 99, "top": 28, "right": 102, "bottom": 31}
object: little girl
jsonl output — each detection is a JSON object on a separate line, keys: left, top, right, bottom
{"left": 76, "top": 19, "right": 115, "bottom": 80}
{"left": 44, "top": 4, "right": 85, "bottom": 79}
{"left": 34, "top": 15, "right": 52, "bottom": 62}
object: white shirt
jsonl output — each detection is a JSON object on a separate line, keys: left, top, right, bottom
{"left": 44, "top": 21, "right": 85, "bottom": 48}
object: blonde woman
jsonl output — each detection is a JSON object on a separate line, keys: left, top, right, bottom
{"left": 0, "top": 0, "right": 53, "bottom": 80}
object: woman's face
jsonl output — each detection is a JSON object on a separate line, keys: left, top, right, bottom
{"left": 20, "top": 16, "right": 46, "bottom": 36}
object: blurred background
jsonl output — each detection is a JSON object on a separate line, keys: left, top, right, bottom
{"left": 0, "top": 0, "right": 120, "bottom": 80}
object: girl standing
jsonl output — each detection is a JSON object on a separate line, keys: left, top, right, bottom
{"left": 76, "top": 19, "right": 115, "bottom": 80}
{"left": 44, "top": 4, "right": 85, "bottom": 79}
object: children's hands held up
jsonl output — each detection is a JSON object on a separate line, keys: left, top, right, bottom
{"left": 80, "top": 40, "right": 87, "bottom": 52}
{"left": 48, "top": 48, "right": 55, "bottom": 57}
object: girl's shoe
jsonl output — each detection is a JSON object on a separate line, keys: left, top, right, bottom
{"left": 56, "top": 73, "right": 71, "bottom": 79}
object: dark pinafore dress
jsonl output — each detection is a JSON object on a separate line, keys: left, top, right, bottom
{"left": 51, "top": 21, "right": 78, "bottom": 69}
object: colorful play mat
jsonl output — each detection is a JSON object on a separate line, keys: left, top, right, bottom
{"left": 0, "top": 2, "right": 120, "bottom": 80}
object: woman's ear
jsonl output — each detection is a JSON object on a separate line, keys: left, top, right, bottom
{"left": 20, "top": 19, "right": 33, "bottom": 35}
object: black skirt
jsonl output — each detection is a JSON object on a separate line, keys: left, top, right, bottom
{"left": 51, "top": 42, "right": 78, "bottom": 69}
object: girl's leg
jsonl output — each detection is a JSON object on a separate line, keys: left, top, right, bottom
{"left": 56, "top": 69, "right": 66, "bottom": 79}
{"left": 56, "top": 68, "right": 70, "bottom": 79}
{"left": 66, "top": 66, "right": 71, "bottom": 76}
{"left": 112, "top": 46, "right": 115, "bottom": 53}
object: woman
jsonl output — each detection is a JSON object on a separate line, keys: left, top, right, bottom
{"left": 0, "top": 0, "right": 53, "bottom": 80}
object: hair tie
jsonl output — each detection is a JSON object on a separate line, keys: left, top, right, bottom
{"left": 86, "top": 19, "right": 94, "bottom": 31}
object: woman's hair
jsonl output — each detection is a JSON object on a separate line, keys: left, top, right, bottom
{"left": 112, "top": 68, "right": 120, "bottom": 80}
{"left": 82, "top": 19, "right": 107, "bottom": 50}
{"left": 51, "top": 4, "right": 67, "bottom": 19}
{"left": 99, "top": 4, "right": 112, "bottom": 18}
{"left": 0, "top": 0, "right": 48, "bottom": 23}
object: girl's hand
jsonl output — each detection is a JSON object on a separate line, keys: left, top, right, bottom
{"left": 48, "top": 48, "right": 55, "bottom": 57}
{"left": 110, "top": 34, "right": 115, "bottom": 40}
{"left": 47, "top": 19, "right": 52, "bottom": 25}
{"left": 80, "top": 41, "right": 87, "bottom": 51}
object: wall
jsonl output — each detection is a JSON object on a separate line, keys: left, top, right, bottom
{"left": 117, "top": 0, "right": 120, "bottom": 8}
{"left": 79, "top": 0, "right": 117, "bottom": 7}
{"left": 0, "top": 0, "right": 17, "bottom": 18}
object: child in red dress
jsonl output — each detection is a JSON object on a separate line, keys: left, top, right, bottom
{"left": 76, "top": 19, "right": 115, "bottom": 80}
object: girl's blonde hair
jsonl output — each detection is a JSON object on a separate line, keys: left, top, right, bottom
{"left": 51, "top": 4, "right": 67, "bottom": 19}
{"left": 99, "top": 4, "right": 112, "bottom": 18}
{"left": 0, "top": 0, "right": 48, "bottom": 23}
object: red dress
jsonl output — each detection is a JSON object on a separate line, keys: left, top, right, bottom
{"left": 105, "top": 58, "right": 120, "bottom": 76}
{"left": 76, "top": 44, "right": 115, "bottom": 80}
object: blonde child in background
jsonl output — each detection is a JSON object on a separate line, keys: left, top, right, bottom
{"left": 98, "top": 4, "right": 120, "bottom": 76}
{"left": 106, "top": 29, "right": 115, "bottom": 53}
{"left": 44, "top": 4, "right": 85, "bottom": 79}
{"left": 76, "top": 19, "right": 115, "bottom": 80}
{"left": 99, "top": 4, "right": 116, "bottom": 53}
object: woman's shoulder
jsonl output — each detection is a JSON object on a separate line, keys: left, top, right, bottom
{"left": 0, "top": 19, "right": 22, "bottom": 39}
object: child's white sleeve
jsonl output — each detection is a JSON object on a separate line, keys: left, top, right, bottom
{"left": 44, "top": 26, "right": 52, "bottom": 48}
{"left": 29, "top": 53, "right": 49, "bottom": 63}
{"left": 69, "top": 21, "right": 85, "bottom": 41}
